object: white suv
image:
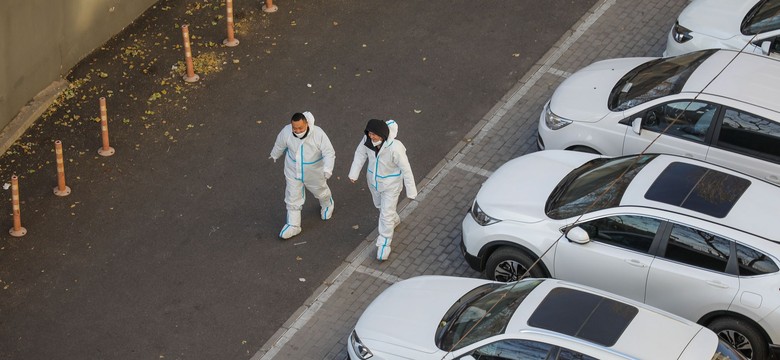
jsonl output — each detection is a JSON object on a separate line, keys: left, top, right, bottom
{"left": 537, "top": 49, "right": 780, "bottom": 186}
{"left": 348, "top": 276, "right": 746, "bottom": 360}
{"left": 460, "top": 150, "right": 780, "bottom": 359}
{"left": 664, "top": 0, "right": 780, "bottom": 57}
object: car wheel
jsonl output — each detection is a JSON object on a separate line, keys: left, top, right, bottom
{"left": 485, "top": 247, "right": 546, "bottom": 282}
{"left": 709, "top": 317, "right": 768, "bottom": 360}
{"left": 568, "top": 146, "right": 600, "bottom": 154}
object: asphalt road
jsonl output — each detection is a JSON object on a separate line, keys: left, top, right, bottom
{"left": 0, "top": 0, "right": 597, "bottom": 358}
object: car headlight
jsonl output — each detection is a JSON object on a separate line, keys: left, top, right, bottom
{"left": 543, "top": 102, "right": 572, "bottom": 130}
{"left": 471, "top": 201, "right": 501, "bottom": 226}
{"left": 350, "top": 330, "right": 374, "bottom": 359}
{"left": 672, "top": 21, "right": 692, "bottom": 43}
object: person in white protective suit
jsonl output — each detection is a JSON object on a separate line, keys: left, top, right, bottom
{"left": 269, "top": 112, "right": 335, "bottom": 239}
{"left": 348, "top": 119, "right": 417, "bottom": 260}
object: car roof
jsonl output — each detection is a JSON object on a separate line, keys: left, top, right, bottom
{"left": 621, "top": 154, "right": 780, "bottom": 242}
{"left": 509, "top": 279, "right": 711, "bottom": 358}
{"left": 682, "top": 50, "right": 780, "bottom": 113}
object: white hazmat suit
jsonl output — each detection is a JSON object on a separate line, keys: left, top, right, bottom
{"left": 349, "top": 119, "right": 417, "bottom": 260}
{"left": 270, "top": 112, "right": 335, "bottom": 239}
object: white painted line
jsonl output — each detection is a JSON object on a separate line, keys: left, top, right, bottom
{"left": 354, "top": 265, "right": 405, "bottom": 284}
{"left": 547, "top": 67, "right": 572, "bottom": 78}
{"left": 255, "top": 1, "right": 616, "bottom": 358}
{"left": 455, "top": 162, "right": 493, "bottom": 177}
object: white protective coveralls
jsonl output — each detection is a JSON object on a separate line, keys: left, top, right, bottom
{"left": 348, "top": 120, "right": 417, "bottom": 260}
{"left": 270, "top": 112, "right": 335, "bottom": 239}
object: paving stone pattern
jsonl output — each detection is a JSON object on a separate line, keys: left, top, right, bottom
{"left": 258, "top": 0, "right": 687, "bottom": 358}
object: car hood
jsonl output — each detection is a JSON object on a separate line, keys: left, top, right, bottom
{"left": 549, "top": 57, "right": 651, "bottom": 123}
{"left": 678, "top": 0, "right": 755, "bottom": 39}
{"left": 476, "top": 150, "right": 600, "bottom": 223}
{"left": 354, "top": 276, "right": 492, "bottom": 356}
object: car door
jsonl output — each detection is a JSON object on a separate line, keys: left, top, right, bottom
{"left": 553, "top": 214, "right": 664, "bottom": 303}
{"left": 621, "top": 100, "right": 715, "bottom": 159}
{"left": 645, "top": 222, "right": 739, "bottom": 322}
{"left": 705, "top": 107, "right": 780, "bottom": 185}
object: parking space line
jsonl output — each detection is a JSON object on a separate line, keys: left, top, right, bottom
{"left": 455, "top": 162, "right": 493, "bottom": 177}
{"left": 547, "top": 67, "right": 572, "bottom": 78}
{"left": 354, "top": 265, "right": 405, "bottom": 284}
{"left": 255, "top": 1, "right": 616, "bottom": 358}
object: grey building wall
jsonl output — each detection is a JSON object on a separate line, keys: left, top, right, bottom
{"left": 0, "top": 0, "right": 157, "bottom": 130}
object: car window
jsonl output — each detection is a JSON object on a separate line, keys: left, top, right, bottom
{"left": 466, "top": 340, "right": 599, "bottom": 360}
{"left": 578, "top": 215, "right": 662, "bottom": 253}
{"left": 437, "top": 280, "right": 543, "bottom": 351}
{"left": 468, "top": 339, "right": 553, "bottom": 360}
{"left": 546, "top": 155, "right": 657, "bottom": 220}
{"left": 609, "top": 50, "right": 716, "bottom": 111}
{"left": 640, "top": 101, "right": 717, "bottom": 143}
{"left": 742, "top": 0, "right": 780, "bottom": 35}
{"left": 662, "top": 224, "right": 731, "bottom": 273}
{"left": 715, "top": 108, "right": 780, "bottom": 164}
{"left": 736, "top": 243, "right": 780, "bottom": 276}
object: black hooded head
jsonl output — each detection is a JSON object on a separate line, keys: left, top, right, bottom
{"left": 364, "top": 119, "right": 389, "bottom": 141}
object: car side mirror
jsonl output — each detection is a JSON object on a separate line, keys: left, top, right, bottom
{"left": 631, "top": 118, "right": 642, "bottom": 134}
{"left": 761, "top": 40, "right": 772, "bottom": 55}
{"left": 566, "top": 226, "right": 590, "bottom": 244}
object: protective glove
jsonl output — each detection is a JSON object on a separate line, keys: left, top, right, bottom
{"left": 269, "top": 156, "right": 276, "bottom": 163}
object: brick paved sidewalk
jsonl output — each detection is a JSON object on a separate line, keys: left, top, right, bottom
{"left": 255, "top": 0, "right": 686, "bottom": 358}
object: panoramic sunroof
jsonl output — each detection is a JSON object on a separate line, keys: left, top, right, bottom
{"left": 644, "top": 162, "right": 750, "bottom": 218}
{"left": 527, "top": 287, "right": 638, "bottom": 347}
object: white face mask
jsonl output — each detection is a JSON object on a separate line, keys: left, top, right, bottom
{"left": 372, "top": 139, "right": 383, "bottom": 147}
{"left": 293, "top": 130, "right": 306, "bottom": 138}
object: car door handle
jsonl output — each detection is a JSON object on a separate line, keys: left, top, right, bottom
{"left": 705, "top": 280, "right": 730, "bottom": 289}
{"left": 765, "top": 175, "right": 780, "bottom": 185}
{"left": 683, "top": 153, "right": 694, "bottom": 158}
{"left": 624, "top": 259, "right": 646, "bottom": 268}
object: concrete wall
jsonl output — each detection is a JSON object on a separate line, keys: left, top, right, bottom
{"left": 0, "top": 0, "right": 157, "bottom": 130}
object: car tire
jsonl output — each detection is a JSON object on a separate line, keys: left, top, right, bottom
{"left": 709, "top": 317, "right": 768, "bottom": 360}
{"left": 485, "top": 247, "right": 546, "bottom": 282}
{"left": 568, "top": 146, "right": 600, "bottom": 154}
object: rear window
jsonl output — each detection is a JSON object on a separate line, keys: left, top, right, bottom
{"left": 527, "top": 287, "right": 638, "bottom": 347}
{"left": 644, "top": 162, "right": 750, "bottom": 218}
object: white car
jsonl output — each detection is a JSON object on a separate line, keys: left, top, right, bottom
{"left": 460, "top": 150, "right": 780, "bottom": 359}
{"left": 664, "top": 0, "right": 780, "bottom": 57}
{"left": 347, "top": 275, "right": 745, "bottom": 360}
{"left": 536, "top": 49, "right": 780, "bottom": 186}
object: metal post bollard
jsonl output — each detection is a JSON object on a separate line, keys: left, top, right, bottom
{"left": 181, "top": 25, "right": 200, "bottom": 82}
{"left": 9, "top": 175, "right": 27, "bottom": 237}
{"left": 262, "top": 0, "right": 278, "bottom": 13}
{"left": 53, "top": 140, "right": 71, "bottom": 196}
{"left": 224, "top": 0, "right": 240, "bottom": 47}
{"left": 98, "top": 97, "right": 115, "bottom": 156}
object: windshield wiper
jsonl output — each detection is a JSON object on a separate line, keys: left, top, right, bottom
{"left": 742, "top": 0, "right": 768, "bottom": 33}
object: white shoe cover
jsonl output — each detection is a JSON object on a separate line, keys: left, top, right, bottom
{"left": 279, "top": 224, "right": 302, "bottom": 239}
{"left": 376, "top": 236, "right": 392, "bottom": 261}
{"left": 320, "top": 198, "right": 334, "bottom": 220}
{"left": 376, "top": 244, "right": 391, "bottom": 261}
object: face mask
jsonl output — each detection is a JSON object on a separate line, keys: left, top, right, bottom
{"left": 372, "top": 139, "right": 383, "bottom": 147}
{"left": 293, "top": 131, "right": 305, "bottom": 138}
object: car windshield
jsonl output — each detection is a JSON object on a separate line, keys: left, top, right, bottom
{"left": 742, "top": 0, "right": 780, "bottom": 35}
{"left": 545, "top": 154, "right": 657, "bottom": 220}
{"left": 608, "top": 50, "right": 716, "bottom": 111}
{"left": 435, "top": 279, "right": 542, "bottom": 352}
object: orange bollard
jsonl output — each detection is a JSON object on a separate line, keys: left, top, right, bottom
{"left": 262, "top": 0, "right": 278, "bottom": 13}
{"left": 181, "top": 25, "right": 200, "bottom": 82}
{"left": 53, "top": 140, "right": 71, "bottom": 196}
{"left": 223, "top": 0, "right": 240, "bottom": 47}
{"left": 98, "top": 97, "right": 115, "bottom": 156}
{"left": 9, "top": 175, "right": 27, "bottom": 237}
